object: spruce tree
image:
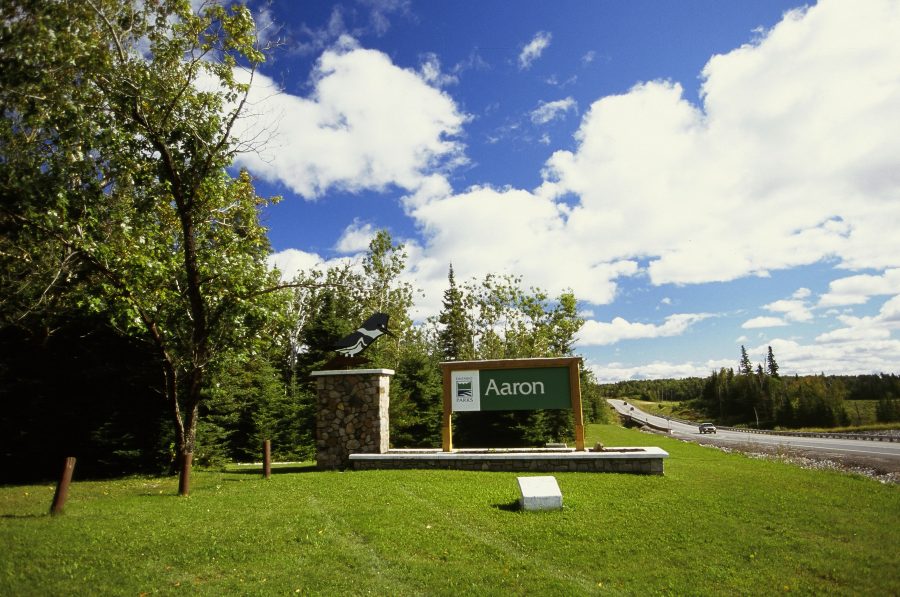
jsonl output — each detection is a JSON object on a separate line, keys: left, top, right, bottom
{"left": 739, "top": 345, "right": 753, "bottom": 375}
{"left": 437, "top": 264, "right": 472, "bottom": 361}
{"left": 766, "top": 345, "right": 780, "bottom": 378}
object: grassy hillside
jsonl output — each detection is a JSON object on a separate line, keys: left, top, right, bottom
{"left": 1, "top": 424, "right": 898, "bottom": 595}
{"left": 842, "top": 400, "right": 880, "bottom": 426}
{"left": 629, "top": 399, "right": 705, "bottom": 421}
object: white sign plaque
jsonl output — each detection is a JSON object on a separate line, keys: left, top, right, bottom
{"left": 450, "top": 370, "right": 480, "bottom": 411}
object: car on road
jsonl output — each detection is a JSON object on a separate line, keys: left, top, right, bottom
{"left": 699, "top": 422, "right": 717, "bottom": 434}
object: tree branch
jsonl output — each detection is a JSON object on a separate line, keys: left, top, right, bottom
{"left": 85, "top": 0, "right": 128, "bottom": 64}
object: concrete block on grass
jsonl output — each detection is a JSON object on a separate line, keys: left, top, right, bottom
{"left": 517, "top": 475, "right": 562, "bottom": 511}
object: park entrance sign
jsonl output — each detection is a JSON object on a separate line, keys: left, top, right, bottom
{"left": 440, "top": 357, "right": 584, "bottom": 451}
{"left": 450, "top": 367, "right": 572, "bottom": 411}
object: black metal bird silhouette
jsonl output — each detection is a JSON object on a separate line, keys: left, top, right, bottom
{"left": 325, "top": 312, "right": 394, "bottom": 368}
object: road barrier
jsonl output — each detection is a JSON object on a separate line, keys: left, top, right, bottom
{"left": 711, "top": 426, "right": 899, "bottom": 442}
{"left": 619, "top": 413, "right": 671, "bottom": 434}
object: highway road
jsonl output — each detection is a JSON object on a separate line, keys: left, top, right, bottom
{"left": 607, "top": 399, "right": 900, "bottom": 472}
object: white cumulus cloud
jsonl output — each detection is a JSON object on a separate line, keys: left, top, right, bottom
{"left": 578, "top": 313, "right": 712, "bottom": 347}
{"left": 764, "top": 297, "right": 813, "bottom": 322}
{"left": 259, "top": 0, "right": 900, "bottom": 373}
{"left": 816, "top": 294, "right": 900, "bottom": 342}
{"left": 742, "top": 316, "right": 788, "bottom": 329}
{"left": 334, "top": 220, "right": 377, "bottom": 253}
{"left": 232, "top": 38, "right": 467, "bottom": 199}
{"left": 757, "top": 335, "right": 900, "bottom": 375}
{"left": 541, "top": 0, "right": 900, "bottom": 286}
{"left": 405, "top": 183, "right": 639, "bottom": 308}
{"left": 818, "top": 268, "right": 900, "bottom": 307}
{"left": 267, "top": 249, "right": 324, "bottom": 279}
{"left": 589, "top": 358, "right": 734, "bottom": 383}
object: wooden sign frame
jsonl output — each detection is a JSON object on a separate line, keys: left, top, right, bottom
{"left": 439, "top": 357, "right": 584, "bottom": 452}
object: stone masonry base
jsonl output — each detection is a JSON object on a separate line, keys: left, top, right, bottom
{"left": 312, "top": 369, "right": 393, "bottom": 470}
{"left": 350, "top": 448, "right": 667, "bottom": 474}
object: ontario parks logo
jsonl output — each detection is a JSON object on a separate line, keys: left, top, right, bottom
{"left": 450, "top": 370, "right": 480, "bottom": 411}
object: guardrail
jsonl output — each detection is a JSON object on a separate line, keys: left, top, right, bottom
{"left": 618, "top": 413, "right": 671, "bottom": 434}
{"left": 711, "top": 426, "right": 899, "bottom": 442}
{"left": 614, "top": 404, "right": 899, "bottom": 442}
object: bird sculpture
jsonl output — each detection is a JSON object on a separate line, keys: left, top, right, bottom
{"left": 325, "top": 312, "right": 394, "bottom": 368}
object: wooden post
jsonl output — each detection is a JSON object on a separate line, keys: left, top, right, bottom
{"left": 263, "top": 439, "right": 272, "bottom": 479}
{"left": 50, "top": 457, "right": 76, "bottom": 516}
{"left": 441, "top": 365, "right": 453, "bottom": 452}
{"left": 569, "top": 360, "right": 585, "bottom": 451}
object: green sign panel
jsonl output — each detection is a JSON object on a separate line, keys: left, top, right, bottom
{"left": 451, "top": 367, "right": 571, "bottom": 412}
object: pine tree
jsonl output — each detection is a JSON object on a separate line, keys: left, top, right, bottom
{"left": 390, "top": 351, "right": 443, "bottom": 447}
{"left": 437, "top": 264, "right": 472, "bottom": 361}
{"left": 739, "top": 345, "right": 753, "bottom": 375}
{"left": 766, "top": 345, "right": 780, "bottom": 378}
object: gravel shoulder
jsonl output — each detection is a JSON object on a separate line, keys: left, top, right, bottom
{"left": 690, "top": 433, "right": 900, "bottom": 485}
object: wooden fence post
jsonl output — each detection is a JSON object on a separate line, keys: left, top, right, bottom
{"left": 263, "top": 439, "right": 271, "bottom": 479}
{"left": 50, "top": 457, "right": 76, "bottom": 516}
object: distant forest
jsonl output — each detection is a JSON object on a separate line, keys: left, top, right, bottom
{"left": 600, "top": 348, "right": 900, "bottom": 429}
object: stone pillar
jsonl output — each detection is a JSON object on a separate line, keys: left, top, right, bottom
{"left": 311, "top": 369, "right": 394, "bottom": 470}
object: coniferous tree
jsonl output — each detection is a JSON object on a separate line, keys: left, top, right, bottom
{"left": 739, "top": 345, "right": 753, "bottom": 375}
{"left": 437, "top": 264, "right": 472, "bottom": 361}
{"left": 390, "top": 348, "right": 443, "bottom": 447}
{"left": 775, "top": 392, "right": 795, "bottom": 427}
{"left": 766, "top": 345, "right": 780, "bottom": 377}
{"left": 289, "top": 289, "right": 352, "bottom": 457}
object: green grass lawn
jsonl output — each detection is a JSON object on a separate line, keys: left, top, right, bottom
{"left": 629, "top": 399, "right": 706, "bottom": 421}
{"left": 2, "top": 424, "right": 898, "bottom": 595}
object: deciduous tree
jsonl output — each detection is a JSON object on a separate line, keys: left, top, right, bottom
{"left": 1, "top": 0, "right": 285, "bottom": 494}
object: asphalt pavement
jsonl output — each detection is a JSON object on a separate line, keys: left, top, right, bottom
{"left": 607, "top": 399, "right": 900, "bottom": 472}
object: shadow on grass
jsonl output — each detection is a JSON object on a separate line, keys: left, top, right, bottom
{"left": 1, "top": 513, "right": 45, "bottom": 519}
{"left": 492, "top": 500, "right": 522, "bottom": 512}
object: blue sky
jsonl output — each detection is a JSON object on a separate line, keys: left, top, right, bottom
{"left": 229, "top": 0, "right": 900, "bottom": 381}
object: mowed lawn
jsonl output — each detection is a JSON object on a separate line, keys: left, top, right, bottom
{"left": 1, "top": 424, "right": 898, "bottom": 596}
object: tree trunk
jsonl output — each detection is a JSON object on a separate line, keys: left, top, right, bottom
{"left": 178, "top": 452, "right": 192, "bottom": 496}
{"left": 177, "top": 400, "right": 200, "bottom": 496}
{"left": 158, "top": 356, "right": 194, "bottom": 497}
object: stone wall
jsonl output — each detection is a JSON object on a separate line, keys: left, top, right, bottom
{"left": 312, "top": 369, "right": 393, "bottom": 470}
{"left": 351, "top": 456, "right": 664, "bottom": 474}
